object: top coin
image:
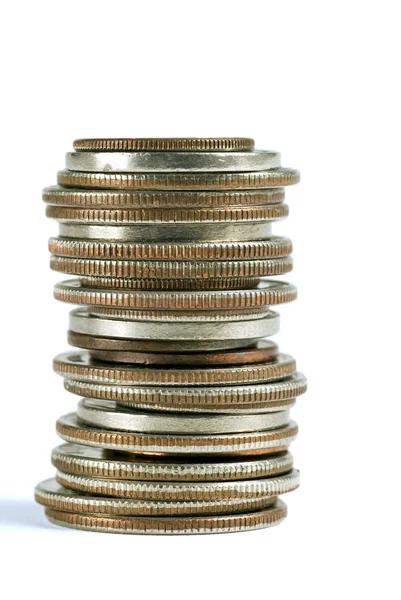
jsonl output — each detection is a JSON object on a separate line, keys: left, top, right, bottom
{"left": 73, "top": 138, "right": 255, "bottom": 152}
{"left": 65, "top": 151, "right": 280, "bottom": 173}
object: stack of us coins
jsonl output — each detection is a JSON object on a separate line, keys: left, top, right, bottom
{"left": 35, "top": 137, "right": 307, "bottom": 535}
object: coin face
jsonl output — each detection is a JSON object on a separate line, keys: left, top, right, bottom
{"left": 73, "top": 138, "right": 256, "bottom": 152}
{"left": 44, "top": 500, "right": 287, "bottom": 534}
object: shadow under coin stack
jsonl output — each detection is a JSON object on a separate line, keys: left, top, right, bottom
{"left": 35, "top": 137, "right": 307, "bottom": 535}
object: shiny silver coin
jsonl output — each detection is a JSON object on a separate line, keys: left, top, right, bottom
{"left": 51, "top": 443, "right": 294, "bottom": 481}
{"left": 76, "top": 399, "right": 291, "bottom": 435}
{"left": 68, "top": 307, "right": 280, "bottom": 341}
{"left": 65, "top": 150, "right": 281, "bottom": 173}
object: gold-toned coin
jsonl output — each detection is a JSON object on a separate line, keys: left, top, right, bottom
{"left": 44, "top": 500, "right": 287, "bottom": 534}
{"left": 57, "top": 168, "right": 300, "bottom": 190}
{"left": 73, "top": 138, "right": 255, "bottom": 152}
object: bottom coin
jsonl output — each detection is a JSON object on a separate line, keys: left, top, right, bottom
{"left": 35, "top": 478, "right": 278, "bottom": 516}
{"left": 44, "top": 499, "right": 287, "bottom": 534}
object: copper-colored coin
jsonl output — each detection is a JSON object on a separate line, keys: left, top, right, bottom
{"left": 84, "top": 342, "right": 279, "bottom": 367}
{"left": 57, "top": 168, "right": 300, "bottom": 190}
{"left": 79, "top": 276, "right": 261, "bottom": 290}
{"left": 44, "top": 501, "right": 287, "bottom": 534}
{"left": 73, "top": 138, "right": 255, "bottom": 152}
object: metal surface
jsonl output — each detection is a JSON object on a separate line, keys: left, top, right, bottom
{"left": 73, "top": 138, "right": 256, "bottom": 152}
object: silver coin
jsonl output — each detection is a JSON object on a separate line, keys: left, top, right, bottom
{"left": 68, "top": 307, "right": 280, "bottom": 341}
{"left": 35, "top": 478, "right": 278, "bottom": 516}
{"left": 65, "top": 151, "right": 281, "bottom": 173}
{"left": 51, "top": 443, "right": 294, "bottom": 481}
{"left": 58, "top": 222, "right": 274, "bottom": 242}
{"left": 56, "top": 469, "right": 299, "bottom": 500}
{"left": 76, "top": 399, "right": 291, "bottom": 434}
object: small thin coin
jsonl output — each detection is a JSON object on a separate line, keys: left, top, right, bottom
{"left": 78, "top": 342, "right": 279, "bottom": 367}
{"left": 54, "top": 350, "right": 295, "bottom": 386}
{"left": 43, "top": 186, "right": 285, "bottom": 208}
{"left": 55, "top": 469, "right": 299, "bottom": 500}
{"left": 46, "top": 204, "right": 289, "bottom": 223}
{"left": 50, "top": 256, "right": 293, "bottom": 279}
{"left": 76, "top": 399, "right": 291, "bottom": 434}
{"left": 66, "top": 150, "right": 280, "bottom": 173}
{"left": 86, "top": 307, "right": 272, "bottom": 322}
{"left": 68, "top": 308, "right": 280, "bottom": 342}
{"left": 51, "top": 443, "right": 294, "bottom": 481}
{"left": 49, "top": 238, "right": 292, "bottom": 260}
{"left": 55, "top": 279, "right": 296, "bottom": 310}
{"left": 57, "top": 168, "right": 300, "bottom": 190}
{"left": 63, "top": 373, "right": 307, "bottom": 407}
{"left": 35, "top": 478, "right": 278, "bottom": 516}
{"left": 73, "top": 138, "right": 256, "bottom": 152}
{"left": 56, "top": 413, "right": 298, "bottom": 455}
{"left": 78, "top": 277, "right": 261, "bottom": 291}
{"left": 44, "top": 500, "right": 287, "bottom": 534}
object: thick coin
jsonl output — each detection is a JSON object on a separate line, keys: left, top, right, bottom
{"left": 66, "top": 151, "right": 280, "bottom": 173}
{"left": 79, "top": 276, "right": 261, "bottom": 290}
{"left": 63, "top": 373, "right": 307, "bottom": 407}
{"left": 76, "top": 399, "right": 291, "bottom": 434}
{"left": 57, "top": 168, "right": 300, "bottom": 190}
{"left": 68, "top": 308, "right": 280, "bottom": 341}
{"left": 35, "top": 478, "right": 278, "bottom": 516}
{"left": 56, "top": 413, "right": 298, "bottom": 455}
{"left": 55, "top": 469, "right": 299, "bottom": 500}
{"left": 56, "top": 279, "right": 296, "bottom": 310}
{"left": 44, "top": 500, "right": 287, "bottom": 534}
{"left": 49, "top": 238, "right": 292, "bottom": 260}
{"left": 46, "top": 203, "right": 289, "bottom": 223}
{"left": 86, "top": 307, "right": 272, "bottom": 322}
{"left": 50, "top": 256, "right": 292, "bottom": 279}
{"left": 72, "top": 341, "right": 279, "bottom": 367}
{"left": 54, "top": 350, "right": 295, "bottom": 386}
{"left": 57, "top": 222, "right": 274, "bottom": 243}
{"left": 73, "top": 138, "right": 256, "bottom": 152}
{"left": 51, "top": 443, "right": 294, "bottom": 481}
{"left": 43, "top": 186, "right": 285, "bottom": 208}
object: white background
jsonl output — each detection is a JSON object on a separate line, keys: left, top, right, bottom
{"left": 0, "top": 1, "right": 400, "bottom": 598}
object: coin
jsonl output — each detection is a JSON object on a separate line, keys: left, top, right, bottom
{"left": 68, "top": 308, "right": 280, "bottom": 342}
{"left": 35, "top": 478, "right": 278, "bottom": 516}
{"left": 56, "top": 413, "right": 298, "bottom": 455}
{"left": 54, "top": 350, "right": 295, "bottom": 386}
{"left": 57, "top": 168, "right": 300, "bottom": 190}
{"left": 76, "top": 399, "right": 291, "bottom": 434}
{"left": 70, "top": 341, "right": 279, "bottom": 367}
{"left": 43, "top": 186, "right": 285, "bottom": 208}
{"left": 56, "top": 279, "right": 296, "bottom": 310}
{"left": 44, "top": 500, "right": 287, "bottom": 534}
{"left": 49, "top": 237, "right": 292, "bottom": 260}
{"left": 73, "top": 138, "right": 256, "bottom": 152}
{"left": 66, "top": 150, "right": 281, "bottom": 173}
{"left": 51, "top": 443, "right": 294, "bottom": 481}
{"left": 63, "top": 373, "right": 307, "bottom": 407}
{"left": 86, "top": 307, "right": 272, "bottom": 322}
{"left": 46, "top": 203, "right": 289, "bottom": 224}
{"left": 79, "top": 276, "right": 261, "bottom": 291}
{"left": 55, "top": 469, "right": 299, "bottom": 500}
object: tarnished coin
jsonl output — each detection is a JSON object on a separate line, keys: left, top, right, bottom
{"left": 46, "top": 204, "right": 289, "bottom": 224}
{"left": 68, "top": 307, "right": 280, "bottom": 342}
{"left": 54, "top": 350, "right": 295, "bottom": 386}
{"left": 56, "top": 413, "right": 298, "bottom": 455}
{"left": 66, "top": 150, "right": 280, "bottom": 173}
{"left": 56, "top": 279, "right": 296, "bottom": 310}
{"left": 51, "top": 443, "right": 294, "bottom": 481}
{"left": 73, "top": 138, "right": 256, "bottom": 152}
{"left": 70, "top": 340, "right": 280, "bottom": 367}
{"left": 35, "top": 478, "right": 278, "bottom": 516}
{"left": 50, "top": 256, "right": 293, "bottom": 279}
{"left": 79, "top": 276, "right": 261, "bottom": 291}
{"left": 63, "top": 373, "right": 307, "bottom": 409}
{"left": 49, "top": 238, "right": 292, "bottom": 260}
{"left": 76, "top": 399, "right": 291, "bottom": 434}
{"left": 43, "top": 186, "right": 285, "bottom": 208}
{"left": 55, "top": 469, "right": 299, "bottom": 500}
{"left": 57, "top": 168, "right": 300, "bottom": 190}
{"left": 44, "top": 500, "right": 287, "bottom": 534}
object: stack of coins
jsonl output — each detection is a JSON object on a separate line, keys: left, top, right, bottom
{"left": 35, "top": 137, "right": 307, "bottom": 535}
